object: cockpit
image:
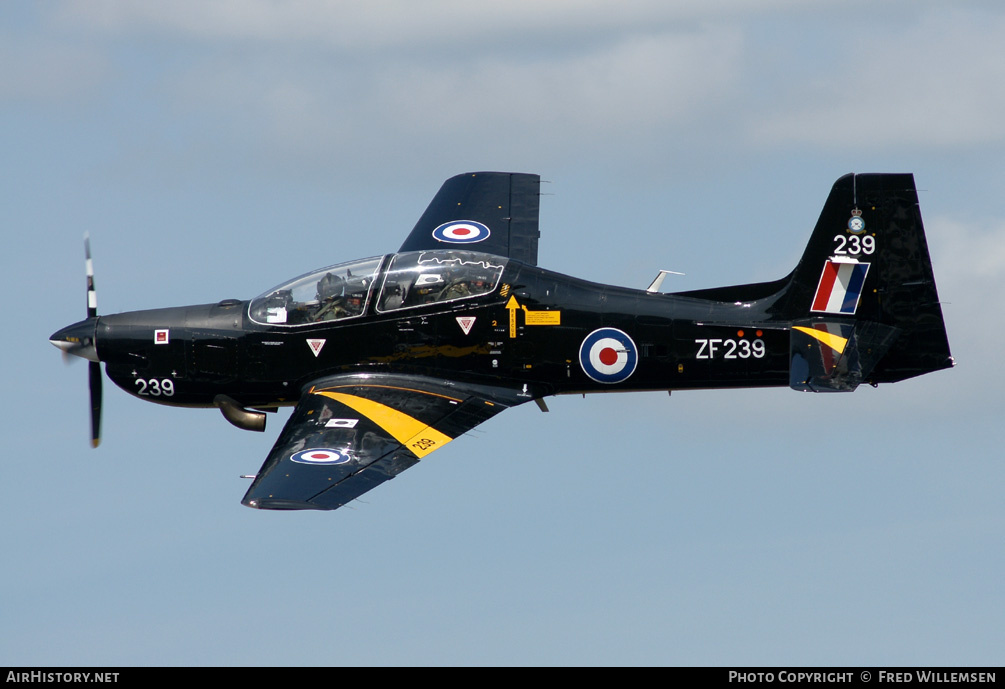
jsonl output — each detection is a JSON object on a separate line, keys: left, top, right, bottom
{"left": 248, "top": 251, "right": 507, "bottom": 326}
{"left": 376, "top": 252, "right": 506, "bottom": 313}
{"left": 248, "top": 256, "right": 382, "bottom": 326}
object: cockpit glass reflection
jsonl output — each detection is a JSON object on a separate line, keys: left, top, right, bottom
{"left": 249, "top": 257, "right": 382, "bottom": 326}
{"left": 376, "top": 251, "right": 506, "bottom": 312}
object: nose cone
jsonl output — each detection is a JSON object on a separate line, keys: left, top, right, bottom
{"left": 50, "top": 317, "right": 99, "bottom": 362}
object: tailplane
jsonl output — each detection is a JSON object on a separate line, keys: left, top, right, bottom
{"left": 675, "top": 174, "right": 953, "bottom": 390}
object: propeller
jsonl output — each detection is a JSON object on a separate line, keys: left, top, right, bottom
{"left": 50, "top": 234, "right": 103, "bottom": 447}
{"left": 88, "top": 355, "right": 102, "bottom": 448}
{"left": 85, "top": 233, "right": 102, "bottom": 447}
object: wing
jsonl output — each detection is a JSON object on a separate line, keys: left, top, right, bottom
{"left": 242, "top": 374, "right": 531, "bottom": 511}
{"left": 398, "top": 172, "right": 541, "bottom": 266}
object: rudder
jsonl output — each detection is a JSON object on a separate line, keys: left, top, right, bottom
{"left": 780, "top": 173, "right": 953, "bottom": 388}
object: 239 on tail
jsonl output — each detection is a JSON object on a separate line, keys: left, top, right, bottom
{"left": 50, "top": 172, "right": 953, "bottom": 511}
{"left": 674, "top": 173, "right": 953, "bottom": 392}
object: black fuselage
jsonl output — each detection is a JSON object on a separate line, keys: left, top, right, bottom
{"left": 88, "top": 256, "right": 791, "bottom": 412}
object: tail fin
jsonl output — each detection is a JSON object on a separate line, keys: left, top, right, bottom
{"left": 779, "top": 173, "right": 953, "bottom": 389}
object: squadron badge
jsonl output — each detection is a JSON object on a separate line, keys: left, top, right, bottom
{"left": 847, "top": 208, "right": 866, "bottom": 234}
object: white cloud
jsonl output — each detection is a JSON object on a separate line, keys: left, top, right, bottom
{"left": 42, "top": 0, "right": 1005, "bottom": 169}
{"left": 166, "top": 25, "right": 745, "bottom": 167}
{"left": 24, "top": 1, "right": 1005, "bottom": 180}
{"left": 750, "top": 8, "right": 1005, "bottom": 149}
{"left": 56, "top": 0, "right": 823, "bottom": 49}
{"left": 368, "top": 29, "right": 744, "bottom": 134}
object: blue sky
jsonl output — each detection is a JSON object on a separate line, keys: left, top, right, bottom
{"left": 3, "top": 1, "right": 1003, "bottom": 666}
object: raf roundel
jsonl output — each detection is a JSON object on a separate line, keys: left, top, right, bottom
{"left": 290, "top": 448, "right": 350, "bottom": 465}
{"left": 579, "top": 328, "right": 639, "bottom": 384}
{"left": 432, "top": 220, "right": 491, "bottom": 244}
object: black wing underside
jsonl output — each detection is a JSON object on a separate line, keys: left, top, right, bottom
{"left": 398, "top": 172, "right": 541, "bottom": 265}
{"left": 242, "top": 374, "right": 529, "bottom": 510}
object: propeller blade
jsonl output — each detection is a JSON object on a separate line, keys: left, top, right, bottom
{"left": 53, "top": 233, "right": 105, "bottom": 447}
{"left": 85, "top": 232, "right": 97, "bottom": 319}
{"left": 89, "top": 360, "right": 102, "bottom": 448}
{"left": 85, "top": 234, "right": 102, "bottom": 447}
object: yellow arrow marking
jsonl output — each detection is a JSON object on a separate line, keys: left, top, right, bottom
{"left": 793, "top": 326, "right": 848, "bottom": 354}
{"left": 506, "top": 295, "right": 520, "bottom": 338}
{"left": 506, "top": 295, "right": 561, "bottom": 333}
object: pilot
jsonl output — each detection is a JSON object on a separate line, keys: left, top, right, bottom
{"left": 439, "top": 278, "right": 472, "bottom": 300}
{"left": 317, "top": 272, "right": 345, "bottom": 301}
{"left": 314, "top": 272, "right": 348, "bottom": 321}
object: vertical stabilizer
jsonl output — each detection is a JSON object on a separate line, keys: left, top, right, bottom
{"left": 780, "top": 174, "right": 953, "bottom": 387}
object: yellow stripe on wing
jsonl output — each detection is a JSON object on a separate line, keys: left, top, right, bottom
{"left": 315, "top": 391, "right": 453, "bottom": 458}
